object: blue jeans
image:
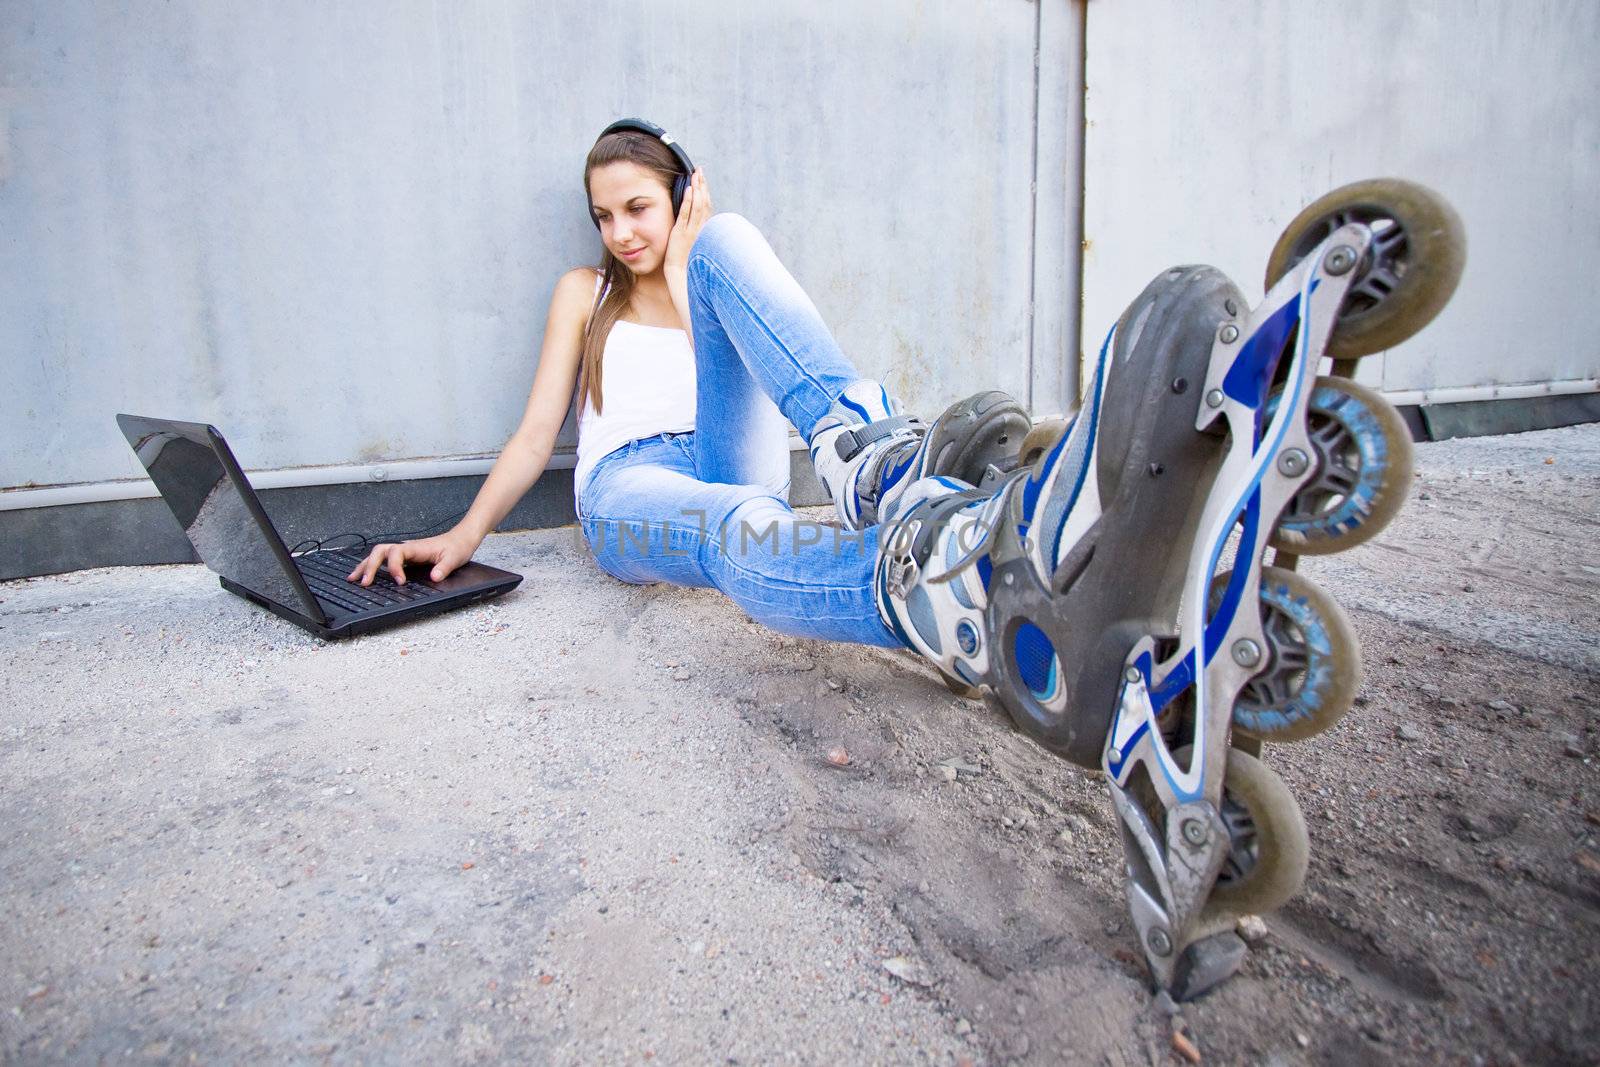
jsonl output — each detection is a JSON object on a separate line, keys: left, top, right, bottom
{"left": 577, "top": 214, "right": 902, "bottom": 648}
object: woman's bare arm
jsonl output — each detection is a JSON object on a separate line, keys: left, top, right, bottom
{"left": 349, "top": 267, "right": 595, "bottom": 585}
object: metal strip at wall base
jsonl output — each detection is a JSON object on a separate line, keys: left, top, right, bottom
{"left": 1415, "top": 391, "right": 1600, "bottom": 442}
{"left": 2, "top": 450, "right": 831, "bottom": 582}
{"left": 3, "top": 396, "right": 1594, "bottom": 581}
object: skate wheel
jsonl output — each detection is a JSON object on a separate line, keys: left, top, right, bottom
{"left": 1267, "top": 376, "right": 1414, "bottom": 555}
{"left": 1017, "top": 417, "right": 1069, "bottom": 469}
{"left": 1210, "top": 566, "right": 1362, "bottom": 742}
{"left": 1265, "top": 178, "right": 1465, "bottom": 359}
{"left": 1176, "top": 746, "right": 1310, "bottom": 920}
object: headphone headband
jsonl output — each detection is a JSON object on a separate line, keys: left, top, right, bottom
{"left": 591, "top": 117, "right": 695, "bottom": 228}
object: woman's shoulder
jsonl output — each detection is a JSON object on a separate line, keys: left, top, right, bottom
{"left": 556, "top": 265, "right": 604, "bottom": 293}
{"left": 550, "top": 266, "right": 603, "bottom": 321}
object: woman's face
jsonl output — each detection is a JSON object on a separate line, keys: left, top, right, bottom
{"left": 589, "top": 161, "right": 675, "bottom": 276}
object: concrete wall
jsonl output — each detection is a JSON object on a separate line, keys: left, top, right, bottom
{"left": 6, "top": 0, "right": 1596, "bottom": 576}
{"left": 1, "top": 0, "right": 1082, "bottom": 495}
{"left": 1080, "top": 0, "right": 1600, "bottom": 398}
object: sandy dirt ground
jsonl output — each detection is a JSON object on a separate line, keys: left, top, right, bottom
{"left": 2, "top": 423, "right": 1597, "bottom": 1065}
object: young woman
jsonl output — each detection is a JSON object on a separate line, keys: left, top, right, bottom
{"left": 345, "top": 119, "right": 1028, "bottom": 654}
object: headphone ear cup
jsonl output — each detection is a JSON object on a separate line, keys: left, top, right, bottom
{"left": 672, "top": 174, "right": 689, "bottom": 217}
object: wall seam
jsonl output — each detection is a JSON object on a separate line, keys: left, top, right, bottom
{"left": 1025, "top": 0, "right": 1043, "bottom": 413}
{"left": 1069, "top": 0, "right": 1088, "bottom": 409}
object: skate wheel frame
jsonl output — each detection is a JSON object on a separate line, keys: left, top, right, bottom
{"left": 1265, "top": 178, "right": 1466, "bottom": 359}
{"left": 1212, "top": 566, "right": 1362, "bottom": 742}
{"left": 1268, "top": 377, "right": 1414, "bottom": 555}
{"left": 1102, "top": 211, "right": 1381, "bottom": 798}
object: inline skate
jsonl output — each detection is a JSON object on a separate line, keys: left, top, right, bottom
{"left": 875, "top": 178, "right": 1466, "bottom": 997}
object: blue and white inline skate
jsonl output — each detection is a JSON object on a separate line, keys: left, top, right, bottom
{"left": 872, "top": 179, "right": 1466, "bottom": 998}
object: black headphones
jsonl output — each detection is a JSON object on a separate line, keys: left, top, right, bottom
{"left": 591, "top": 117, "right": 695, "bottom": 229}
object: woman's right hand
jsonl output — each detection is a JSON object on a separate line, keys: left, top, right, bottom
{"left": 663, "top": 168, "right": 712, "bottom": 277}
{"left": 346, "top": 528, "right": 480, "bottom": 586}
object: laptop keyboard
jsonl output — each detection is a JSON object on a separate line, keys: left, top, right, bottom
{"left": 293, "top": 550, "right": 443, "bottom": 616}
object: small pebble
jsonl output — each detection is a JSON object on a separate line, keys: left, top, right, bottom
{"left": 1235, "top": 914, "right": 1269, "bottom": 944}
{"left": 882, "top": 955, "right": 931, "bottom": 986}
{"left": 1395, "top": 722, "right": 1424, "bottom": 742}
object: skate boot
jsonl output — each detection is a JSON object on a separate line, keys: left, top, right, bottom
{"left": 809, "top": 381, "right": 1030, "bottom": 529}
{"left": 877, "top": 178, "right": 1465, "bottom": 999}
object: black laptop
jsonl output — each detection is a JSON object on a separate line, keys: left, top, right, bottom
{"left": 117, "top": 414, "right": 522, "bottom": 639}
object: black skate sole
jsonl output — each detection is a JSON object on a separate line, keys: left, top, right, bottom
{"left": 920, "top": 390, "right": 1032, "bottom": 488}
{"left": 983, "top": 266, "right": 1248, "bottom": 768}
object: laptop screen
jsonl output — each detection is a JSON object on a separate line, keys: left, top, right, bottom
{"left": 118, "top": 417, "right": 322, "bottom": 619}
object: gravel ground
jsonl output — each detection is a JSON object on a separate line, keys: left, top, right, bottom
{"left": 2, "top": 423, "right": 1597, "bottom": 1065}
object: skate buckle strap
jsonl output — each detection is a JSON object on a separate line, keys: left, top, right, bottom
{"left": 924, "top": 473, "right": 1027, "bottom": 585}
{"left": 884, "top": 553, "right": 920, "bottom": 601}
{"left": 833, "top": 415, "right": 921, "bottom": 462}
{"left": 881, "top": 487, "right": 993, "bottom": 600}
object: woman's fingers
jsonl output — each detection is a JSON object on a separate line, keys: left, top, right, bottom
{"left": 386, "top": 544, "right": 413, "bottom": 585}
{"left": 348, "top": 547, "right": 385, "bottom": 588}
{"left": 345, "top": 537, "right": 465, "bottom": 586}
{"left": 347, "top": 542, "right": 409, "bottom": 586}
{"left": 432, "top": 548, "right": 463, "bottom": 582}
{"left": 695, "top": 169, "right": 711, "bottom": 219}
{"left": 675, "top": 179, "right": 694, "bottom": 230}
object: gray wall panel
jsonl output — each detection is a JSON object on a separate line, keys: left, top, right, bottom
{"left": 2, "top": 0, "right": 1059, "bottom": 493}
{"left": 1081, "top": 0, "right": 1600, "bottom": 399}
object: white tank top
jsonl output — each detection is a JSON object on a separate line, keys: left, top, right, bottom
{"left": 573, "top": 272, "right": 697, "bottom": 500}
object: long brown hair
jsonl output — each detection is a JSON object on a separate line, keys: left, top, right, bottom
{"left": 579, "top": 130, "right": 684, "bottom": 415}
